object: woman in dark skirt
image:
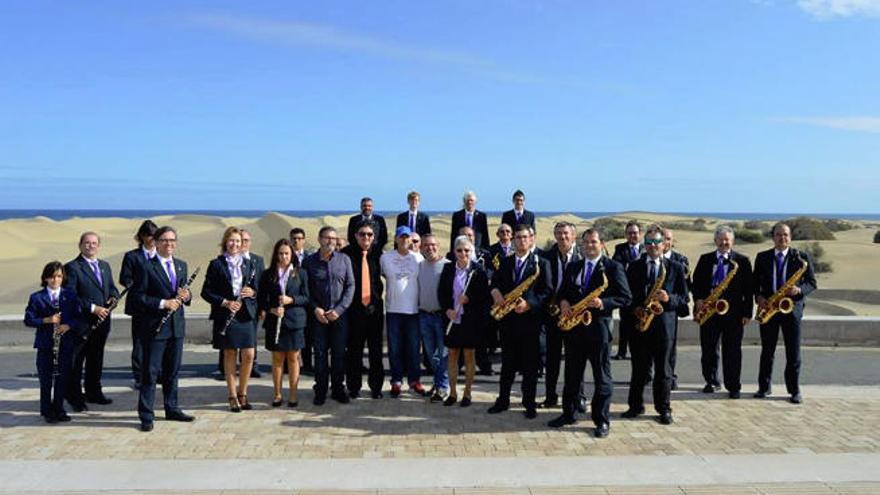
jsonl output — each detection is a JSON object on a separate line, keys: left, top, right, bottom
{"left": 201, "top": 227, "right": 258, "bottom": 412}
{"left": 258, "top": 239, "right": 310, "bottom": 407}
{"left": 438, "top": 235, "right": 490, "bottom": 407}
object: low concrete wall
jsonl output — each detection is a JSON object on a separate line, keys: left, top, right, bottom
{"left": 2, "top": 315, "right": 879, "bottom": 347}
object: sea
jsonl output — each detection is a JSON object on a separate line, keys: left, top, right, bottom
{"left": 1, "top": 209, "right": 879, "bottom": 222}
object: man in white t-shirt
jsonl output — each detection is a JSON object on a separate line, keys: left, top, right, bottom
{"left": 381, "top": 226, "right": 426, "bottom": 397}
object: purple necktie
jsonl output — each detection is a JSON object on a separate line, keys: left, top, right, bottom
{"left": 775, "top": 252, "right": 785, "bottom": 291}
{"left": 50, "top": 293, "right": 58, "bottom": 306}
{"left": 166, "top": 260, "right": 177, "bottom": 290}
{"left": 409, "top": 213, "right": 415, "bottom": 231}
{"left": 631, "top": 246, "right": 638, "bottom": 261}
{"left": 516, "top": 212, "right": 521, "bottom": 224}
{"left": 515, "top": 257, "right": 524, "bottom": 283}
{"left": 89, "top": 261, "right": 103, "bottom": 288}
{"left": 582, "top": 261, "right": 593, "bottom": 290}
{"left": 712, "top": 255, "right": 726, "bottom": 287}
{"left": 466, "top": 212, "right": 473, "bottom": 227}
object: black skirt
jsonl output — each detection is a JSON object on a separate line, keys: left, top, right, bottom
{"left": 445, "top": 322, "right": 478, "bottom": 349}
{"left": 213, "top": 319, "right": 256, "bottom": 350}
{"left": 265, "top": 323, "right": 305, "bottom": 352}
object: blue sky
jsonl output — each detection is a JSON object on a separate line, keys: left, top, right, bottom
{"left": 1, "top": 1, "right": 878, "bottom": 213}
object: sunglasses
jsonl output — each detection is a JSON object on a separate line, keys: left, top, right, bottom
{"left": 455, "top": 248, "right": 471, "bottom": 253}
{"left": 644, "top": 238, "right": 664, "bottom": 245}
{"left": 357, "top": 232, "right": 374, "bottom": 237}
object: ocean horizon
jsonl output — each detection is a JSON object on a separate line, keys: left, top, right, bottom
{"left": 2, "top": 209, "right": 879, "bottom": 222}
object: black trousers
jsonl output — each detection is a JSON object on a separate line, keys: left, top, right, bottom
{"left": 302, "top": 314, "right": 315, "bottom": 370}
{"left": 67, "top": 322, "right": 110, "bottom": 401}
{"left": 36, "top": 337, "right": 74, "bottom": 417}
{"left": 138, "top": 335, "right": 183, "bottom": 423}
{"left": 346, "top": 304, "right": 385, "bottom": 395}
{"left": 699, "top": 317, "right": 744, "bottom": 392}
{"left": 130, "top": 317, "right": 143, "bottom": 385}
{"left": 313, "top": 316, "right": 349, "bottom": 397}
{"left": 616, "top": 313, "right": 635, "bottom": 357}
{"left": 758, "top": 314, "right": 802, "bottom": 395}
{"left": 670, "top": 318, "right": 679, "bottom": 383}
{"left": 562, "top": 320, "right": 613, "bottom": 426}
{"left": 497, "top": 315, "right": 540, "bottom": 409}
{"left": 627, "top": 325, "right": 674, "bottom": 414}
{"left": 543, "top": 318, "right": 563, "bottom": 399}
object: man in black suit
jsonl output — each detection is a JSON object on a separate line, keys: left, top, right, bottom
{"left": 753, "top": 222, "right": 817, "bottom": 404}
{"left": 480, "top": 223, "right": 514, "bottom": 374}
{"left": 130, "top": 226, "right": 195, "bottom": 432}
{"left": 501, "top": 189, "right": 536, "bottom": 235}
{"left": 621, "top": 225, "right": 688, "bottom": 425}
{"left": 487, "top": 224, "right": 553, "bottom": 419}
{"left": 662, "top": 228, "right": 691, "bottom": 390}
{"left": 450, "top": 190, "right": 490, "bottom": 252}
{"left": 445, "top": 226, "right": 490, "bottom": 267}
{"left": 120, "top": 220, "right": 158, "bottom": 390}
{"left": 290, "top": 227, "right": 316, "bottom": 373}
{"left": 396, "top": 191, "right": 431, "bottom": 236}
{"left": 64, "top": 232, "right": 121, "bottom": 410}
{"left": 692, "top": 225, "right": 753, "bottom": 398}
{"left": 346, "top": 197, "right": 388, "bottom": 249}
{"left": 548, "top": 228, "right": 632, "bottom": 438}
{"left": 342, "top": 221, "right": 386, "bottom": 399}
{"left": 611, "top": 220, "right": 644, "bottom": 360}
{"left": 539, "top": 221, "right": 581, "bottom": 408}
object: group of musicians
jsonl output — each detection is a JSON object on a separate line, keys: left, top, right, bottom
{"left": 23, "top": 190, "right": 817, "bottom": 437}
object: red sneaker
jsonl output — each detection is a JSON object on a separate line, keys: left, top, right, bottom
{"left": 390, "top": 383, "right": 402, "bottom": 398}
{"left": 410, "top": 382, "right": 426, "bottom": 396}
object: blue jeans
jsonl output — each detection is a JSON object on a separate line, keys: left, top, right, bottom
{"left": 312, "top": 315, "right": 349, "bottom": 397}
{"left": 386, "top": 312, "right": 421, "bottom": 385}
{"left": 419, "top": 311, "right": 449, "bottom": 391}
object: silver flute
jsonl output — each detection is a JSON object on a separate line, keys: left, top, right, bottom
{"left": 445, "top": 264, "right": 477, "bottom": 336}
{"left": 274, "top": 266, "right": 294, "bottom": 346}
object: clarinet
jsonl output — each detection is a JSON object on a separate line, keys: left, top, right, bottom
{"left": 274, "top": 266, "right": 294, "bottom": 346}
{"left": 220, "top": 268, "right": 257, "bottom": 337}
{"left": 154, "top": 266, "right": 201, "bottom": 335}
{"left": 91, "top": 284, "right": 131, "bottom": 331}
{"left": 51, "top": 294, "right": 62, "bottom": 377}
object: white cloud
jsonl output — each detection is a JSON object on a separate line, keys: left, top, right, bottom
{"left": 772, "top": 116, "right": 880, "bottom": 133}
{"left": 183, "top": 13, "right": 545, "bottom": 84}
{"left": 797, "top": 0, "right": 880, "bottom": 19}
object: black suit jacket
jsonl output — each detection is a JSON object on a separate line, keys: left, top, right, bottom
{"left": 200, "top": 255, "right": 259, "bottom": 322}
{"left": 667, "top": 250, "right": 692, "bottom": 317}
{"left": 120, "top": 248, "right": 152, "bottom": 316}
{"left": 625, "top": 257, "right": 689, "bottom": 337}
{"left": 438, "top": 261, "right": 491, "bottom": 331}
{"left": 24, "top": 288, "right": 82, "bottom": 349}
{"left": 485, "top": 242, "right": 514, "bottom": 281}
{"left": 612, "top": 242, "right": 645, "bottom": 270}
{"left": 395, "top": 211, "right": 431, "bottom": 236}
{"left": 490, "top": 252, "right": 552, "bottom": 324}
{"left": 540, "top": 243, "right": 583, "bottom": 297}
{"left": 752, "top": 248, "right": 817, "bottom": 320}
{"left": 559, "top": 256, "right": 632, "bottom": 336}
{"left": 64, "top": 254, "right": 120, "bottom": 337}
{"left": 501, "top": 209, "right": 536, "bottom": 233}
{"left": 342, "top": 244, "right": 385, "bottom": 311}
{"left": 692, "top": 250, "right": 754, "bottom": 322}
{"left": 450, "top": 209, "right": 490, "bottom": 252}
{"left": 347, "top": 214, "right": 389, "bottom": 249}
{"left": 130, "top": 256, "right": 190, "bottom": 340}
{"left": 257, "top": 266, "right": 310, "bottom": 330}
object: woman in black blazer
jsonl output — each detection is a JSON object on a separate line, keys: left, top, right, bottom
{"left": 258, "top": 239, "right": 310, "bottom": 407}
{"left": 438, "top": 235, "right": 490, "bottom": 407}
{"left": 201, "top": 227, "right": 258, "bottom": 412}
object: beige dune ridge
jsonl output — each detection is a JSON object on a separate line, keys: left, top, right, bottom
{"left": 1, "top": 212, "right": 878, "bottom": 316}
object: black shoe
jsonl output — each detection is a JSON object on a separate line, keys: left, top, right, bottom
{"left": 702, "top": 384, "right": 716, "bottom": 394}
{"left": 132, "top": 381, "right": 141, "bottom": 390}
{"left": 331, "top": 392, "right": 350, "bottom": 404}
{"left": 728, "top": 391, "right": 741, "bottom": 399}
{"left": 621, "top": 407, "right": 644, "bottom": 419}
{"left": 443, "top": 396, "right": 457, "bottom": 407}
{"left": 671, "top": 380, "right": 678, "bottom": 391}
{"left": 68, "top": 401, "right": 88, "bottom": 413}
{"left": 371, "top": 390, "right": 383, "bottom": 399}
{"left": 539, "top": 395, "right": 558, "bottom": 409}
{"left": 612, "top": 354, "right": 626, "bottom": 361}
{"left": 86, "top": 394, "right": 112, "bottom": 405}
{"left": 250, "top": 368, "right": 262, "bottom": 378}
{"left": 487, "top": 400, "right": 509, "bottom": 414}
{"left": 789, "top": 393, "right": 803, "bottom": 404}
{"left": 430, "top": 391, "right": 444, "bottom": 403}
{"left": 524, "top": 407, "right": 537, "bottom": 419}
{"left": 576, "top": 398, "right": 588, "bottom": 414}
{"left": 287, "top": 401, "right": 298, "bottom": 408}
{"left": 478, "top": 368, "right": 494, "bottom": 376}
{"left": 44, "top": 414, "right": 58, "bottom": 424}
{"left": 547, "top": 414, "right": 576, "bottom": 428}
{"left": 313, "top": 395, "right": 326, "bottom": 406}
{"left": 460, "top": 396, "right": 472, "bottom": 408}
{"left": 272, "top": 398, "right": 283, "bottom": 407}
{"left": 213, "top": 372, "right": 225, "bottom": 381}
{"left": 348, "top": 390, "right": 361, "bottom": 400}
{"left": 140, "top": 421, "right": 154, "bottom": 432}
{"left": 56, "top": 412, "right": 71, "bottom": 422}
{"left": 753, "top": 389, "right": 770, "bottom": 399}
{"left": 165, "top": 410, "right": 195, "bottom": 422}
{"left": 658, "top": 412, "right": 674, "bottom": 425}
{"left": 594, "top": 423, "right": 610, "bottom": 438}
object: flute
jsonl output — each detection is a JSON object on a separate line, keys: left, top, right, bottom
{"left": 274, "top": 265, "right": 294, "bottom": 346}
{"left": 220, "top": 268, "right": 256, "bottom": 337}
{"left": 91, "top": 284, "right": 131, "bottom": 331}
{"left": 51, "top": 294, "right": 62, "bottom": 377}
{"left": 154, "top": 266, "right": 201, "bottom": 335}
{"left": 445, "top": 262, "right": 477, "bottom": 336}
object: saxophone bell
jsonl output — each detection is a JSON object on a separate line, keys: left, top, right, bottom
{"left": 714, "top": 299, "right": 730, "bottom": 315}
{"left": 777, "top": 297, "right": 794, "bottom": 314}
{"left": 647, "top": 300, "right": 664, "bottom": 316}
{"left": 581, "top": 311, "right": 593, "bottom": 327}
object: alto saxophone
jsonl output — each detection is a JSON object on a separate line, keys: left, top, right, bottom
{"left": 636, "top": 261, "right": 666, "bottom": 332}
{"left": 695, "top": 259, "right": 739, "bottom": 326}
{"left": 558, "top": 272, "right": 608, "bottom": 331}
{"left": 756, "top": 254, "right": 808, "bottom": 324}
{"left": 491, "top": 256, "right": 541, "bottom": 321}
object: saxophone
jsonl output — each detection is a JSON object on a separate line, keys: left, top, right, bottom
{"left": 636, "top": 261, "right": 666, "bottom": 332}
{"left": 756, "top": 253, "right": 808, "bottom": 324}
{"left": 558, "top": 272, "right": 608, "bottom": 331}
{"left": 695, "top": 259, "right": 739, "bottom": 326}
{"left": 490, "top": 256, "right": 541, "bottom": 321}
{"left": 492, "top": 252, "right": 501, "bottom": 271}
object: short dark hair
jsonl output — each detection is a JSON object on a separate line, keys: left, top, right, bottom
{"left": 154, "top": 226, "right": 177, "bottom": 241}
{"left": 135, "top": 220, "right": 158, "bottom": 247}
{"left": 40, "top": 261, "right": 65, "bottom": 288}
{"left": 318, "top": 226, "right": 336, "bottom": 238}
{"left": 355, "top": 220, "right": 374, "bottom": 232}
{"left": 360, "top": 197, "right": 373, "bottom": 205}
{"left": 512, "top": 189, "right": 525, "bottom": 200}
{"left": 582, "top": 228, "right": 604, "bottom": 242}
{"left": 289, "top": 227, "right": 305, "bottom": 238}
{"left": 514, "top": 223, "right": 531, "bottom": 235}
{"left": 772, "top": 222, "right": 790, "bottom": 235}
{"left": 625, "top": 220, "right": 641, "bottom": 231}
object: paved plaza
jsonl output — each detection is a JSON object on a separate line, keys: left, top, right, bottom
{"left": 1, "top": 345, "right": 879, "bottom": 493}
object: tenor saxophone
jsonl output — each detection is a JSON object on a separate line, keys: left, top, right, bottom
{"left": 636, "top": 261, "right": 666, "bottom": 332}
{"left": 490, "top": 256, "right": 541, "bottom": 321}
{"left": 558, "top": 272, "right": 608, "bottom": 331}
{"left": 695, "top": 259, "right": 739, "bottom": 326}
{"left": 756, "top": 254, "right": 808, "bottom": 324}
